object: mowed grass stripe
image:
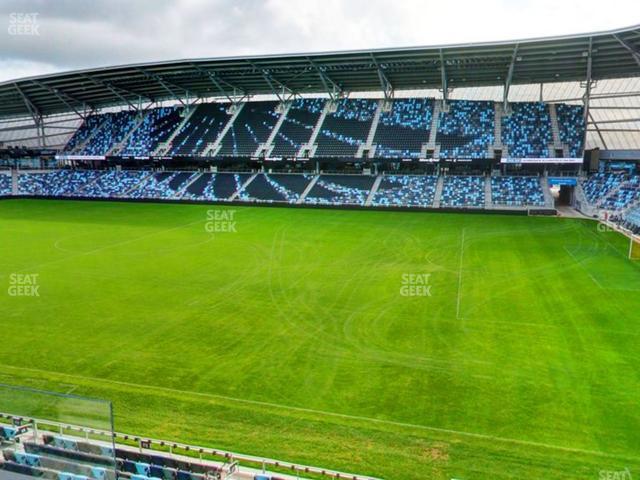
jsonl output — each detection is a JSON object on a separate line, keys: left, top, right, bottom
{"left": 1, "top": 199, "right": 639, "bottom": 480}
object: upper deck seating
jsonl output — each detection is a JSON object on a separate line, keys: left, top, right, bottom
{"left": 271, "top": 99, "right": 325, "bottom": 157}
{"left": 304, "top": 174, "right": 375, "bottom": 205}
{"left": 440, "top": 176, "right": 485, "bottom": 207}
{"left": 373, "top": 99, "right": 433, "bottom": 159}
{"left": 63, "top": 115, "right": 109, "bottom": 153}
{"left": 502, "top": 102, "right": 552, "bottom": 158}
{"left": 78, "top": 111, "right": 139, "bottom": 156}
{"left": 370, "top": 175, "right": 437, "bottom": 207}
{"left": 556, "top": 104, "right": 585, "bottom": 158}
{"left": 217, "top": 102, "right": 280, "bottom": 156}
{"left": 314, "top": 99, "right": 378, "bottom": 157}
{"left": 170, "top": 103, "right": 231, "bottom": 156}
{"left": 491, "top": 176, "right": 545, "bottom": 206}
{"left": 120, "top": 107, "right": 183, "bottom": 156}
{"left": 437, "top": 100, "right": 494, "bottom": 159}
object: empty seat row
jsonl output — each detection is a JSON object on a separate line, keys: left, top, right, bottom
{"left": 371, "top": 175, "right": 437, "bottom": 207}
{"left": 440, "top": 176, "right": 485, "bottom": 207}
{"left": 491, "top": 176, "right": 544, "bottom": 206}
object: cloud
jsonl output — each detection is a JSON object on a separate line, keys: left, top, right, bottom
{"left": 0, "top": 0, "right": 638, "bottom": 82}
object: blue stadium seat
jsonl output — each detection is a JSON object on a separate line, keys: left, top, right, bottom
{"left": 491, "top": 176, "right": 544, "bottom": 206}
{"left": 373, "top": 99, "right": 433, "bottom": 158}
{"left": 556, "top": 104, "right": 585, "bottom": 157}
{"left": 371, "top": 175, "right": 437, "bottom": 207}
{"left": 271, "top": 99, "right": 325, "bottom": 157}
{"left": 440, "top": 176, "right": 485, "bottom": 207}
{"left": 437, "top": 100, "right": 494, "bottom": 159}
{"left": 502, "top": 102, "right": 552, "bottom": 158}
{"left": 315, "top": 99, "right": 378, "bottom": 157}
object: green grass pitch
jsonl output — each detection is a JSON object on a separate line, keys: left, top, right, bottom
{"left": 1, "top": 199, "right": 639, "bottom": 479}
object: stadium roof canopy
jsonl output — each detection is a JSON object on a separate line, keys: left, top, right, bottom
{"left": 1, "top": 24, "right": 640, "bottom": 119}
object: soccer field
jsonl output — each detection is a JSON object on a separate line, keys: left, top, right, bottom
{"left": 1, "top": 199, "right": 639, "bottom": 479}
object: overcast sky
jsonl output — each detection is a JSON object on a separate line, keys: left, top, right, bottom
{"left": 1, "top": 0, "right": 638, "bottom": 83}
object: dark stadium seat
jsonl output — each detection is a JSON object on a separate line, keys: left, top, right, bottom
{"left": 271, "top": 99, "right": 325, "bottom": 157}
{"left": 371, "top": 175, "right": 438, "bottom": 207}
{"left": 217, "top": 102, "right": 280, "bottom": 156}
{"left": 170, "top": 103, "right": 232, "bottom": 156}
{"left": 304, "top": 174, "right": 375, "bottom": 205}
{"left": 236, "top": 173, "right": 314, "bottom": 203}
{"left": 437, "top": 100, "right": 494, "bottom": 159}
{"left": 372, "top": 98, "right": 433, "bottom": 158}
{"left": 555, "top": 104, "right": 585, "bottom": 158}
{"left": 440, "top": 175, "right": 485, "bottom": 207}
{"left": 501, "top": 102, "right": 552, "bottom": 158}
{"left": 120, "top": 107, "right": 184, "bottom": 156}
{"left": 491, "top": 176, "right": 545, "bottom": 206}
{"left": 314, "top": 99, "right": 378, "bottom": 157}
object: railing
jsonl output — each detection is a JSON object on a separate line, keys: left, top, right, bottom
{"left": 0, "top": 411, "right": 380, "bottom": 480}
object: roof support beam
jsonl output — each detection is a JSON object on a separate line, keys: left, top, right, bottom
{"left": 31, "top": 81, "right": 90, "bottom": 120}
{"left": 583, "top": 37, "right": 594, "bottom": 153}
{"left": 138, "top": 69, "right": 194, "bottom": 106}
{"left": 81, "top": 74, "right": 140, "bottom": 111}
{"left": 13, "top": 83, "right": 46, "bottom": 147}
{"left": 308, "top": 58, "right": 342, "bottom": 101}
{"left": 613, "top": 33, "right": 640, "bottom": 67}
{"left": 371, "top": 54, "right": 393, "bottom": 100}
{"left": 246, "top": 61, "right": 296, "bottom": 102}
{"left": 190, "top": 64, "right": 246, "bottom": 104}
{"left": 588, "top": 111, "right": 608, "bottom": 149}
{"left": 439, "top": 49, "right": 448, "bottom": 108}
{"left": 503, "top": 44, "right": 519, "bottom": 110}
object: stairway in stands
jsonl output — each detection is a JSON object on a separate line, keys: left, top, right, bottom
{"left": 433, "top": 175, "right": 444, "bottom": 208}
{"left": 484, "top": 176, "right": 492, "bottom": 208}
{"left": 365, "top": 175, "right": 382, "bottom": 206}
{"left": 202, "top": 103, "right": 245, "bottom": 157}
{"left": 153, "top": 106, "right": 199, "bottom": 155}
{"left": 256, "top": 102, "right": 292, "bottom": 157}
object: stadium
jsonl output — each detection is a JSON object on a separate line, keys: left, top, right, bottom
{"left": 1, "top": 6, "right": 640, "bottom": 480}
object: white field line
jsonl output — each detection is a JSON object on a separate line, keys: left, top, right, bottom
{"left": 456, "top": 228, "right": 466, "bottom": 320}
{"left": 2, "top": 217, "right": 210, "bottom": 278}
{"left": 2, "top": 363, "right": 637, "bottom": 462}
{"left": 563, "top": 245, "right": 605, "bottom": 289}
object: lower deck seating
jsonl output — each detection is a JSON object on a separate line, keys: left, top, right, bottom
{"left": 440, "top": 176, "right": 485, "bottom": 207}
{"left": 18, "top": 170, "right": 101, "bottom": 196}
{"left": 581, "top": 173, "right": 627, "bottom": 205}
{"left": 0, "top": 433, "right": 220, "bottom": 480}
{"left": 237, "top": 173, "right": 313, "bottom": 203}
{"left": 0, "top": 173, "right": 11, "bottom": 195}
{"left": 182, "top": 173, "right": 250, "bottom": 201}
{"left": 129, "top": 172, "right": 198, "bottom": 199}
{"left": 81, "top": 170, "right": 148, "bottom": 197}
{"left": 304, "top": 175, "right": 375, "bottom": 205}
{"left": 491, "top": 176, "right": 544, "bottom": 206}
{"left": 371, "top": 175, "right": 437, "bottom": 207}
{"left": 599, "top": 175, "right": 640, "bottom": 211}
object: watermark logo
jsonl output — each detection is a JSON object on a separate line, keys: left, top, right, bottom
{"left": 599, "top": 468, "right": 632, "bottom": 480}
{"left": 400, "top": 273, "right": 432, "bottom": 297}
{"left": 205, "top": 209, "right": 237, "bottom": 234}
{"left": 8, "top": 273, "right": 40, "bottom": 297}
{"left": 597, "top": 222, "right": 616, "bottom": 233}
{"left": 8, "top": 13, "right": 40, "bottom": 36}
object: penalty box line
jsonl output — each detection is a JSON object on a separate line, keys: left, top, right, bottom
{"left": 1, "top": 363, "right": 637, "bottom": 462}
